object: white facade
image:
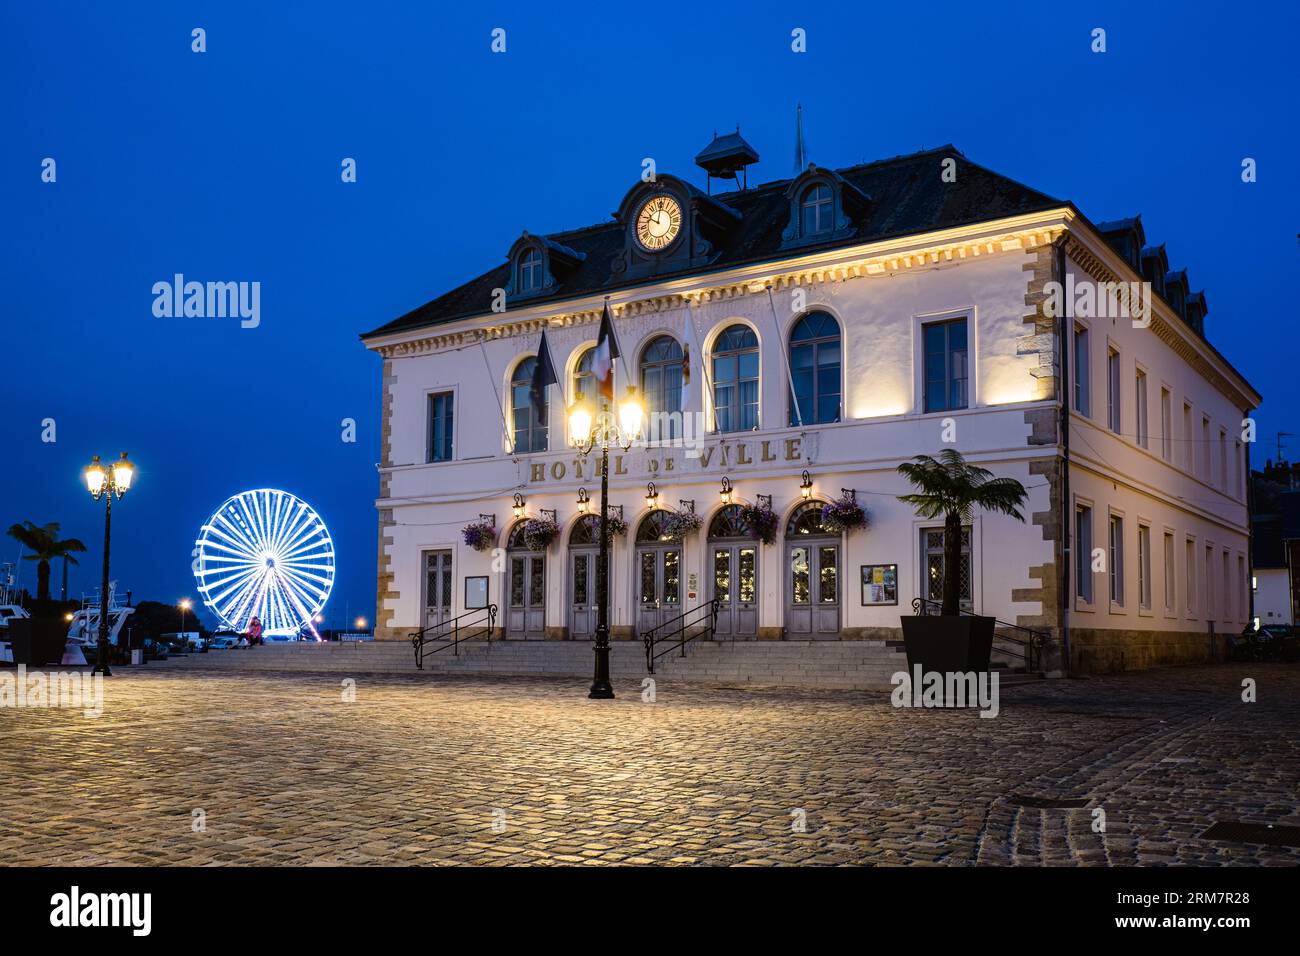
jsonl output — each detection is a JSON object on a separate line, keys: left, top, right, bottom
{"left": 1253, "top": 568, "right": 1292, "bottom": 625}
{"left": 364, "top": 182, "right": 1261, "bottom": 673}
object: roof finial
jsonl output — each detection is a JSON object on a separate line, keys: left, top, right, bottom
{"left": 793, "top": 103, "right": 807, "bottom": 175}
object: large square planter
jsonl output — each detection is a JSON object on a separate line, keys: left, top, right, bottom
{"left": 6, "top": 617, "right": 67, "bottom": 666}
{"left": 900, "top": 614, "right": 995, "bottom": 675}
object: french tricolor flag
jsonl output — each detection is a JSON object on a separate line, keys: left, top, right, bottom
{"left": 592, "top": 299, "right": 621, "bottom": 401}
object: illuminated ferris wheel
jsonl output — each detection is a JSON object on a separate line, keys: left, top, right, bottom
{"left": 194, "top": 489, "right": 335, "bottom": 636}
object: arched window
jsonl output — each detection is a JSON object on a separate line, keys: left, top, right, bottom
{"left": 786, "top": 501, "right": 832, "bottom": 537}
{"left": 506, "top": 521, "right": 531, "bottom": 549}
{"left": 708, "top": 504, "right": 753, "bottom": 539}
{"left": 510, "top": 357, "right": 547, "bottom": 453}
{"left": 788, "top": 312, "right": 841, "bottom": 426}
{"left": 573, "top": 347, "right": 597, "bottom": 404}
{"left": 636, "top": 509, "right": 674, "bottom": 542}
{"left": 640, "top": 335, "right": 683, "bottom": 441}
{"left": 801, "top": 184, "right": 833, "bottom": 237}
{"left": 711, "top": 324, "right": 759, "bottom": 433}
{"left": 517, "top": 248, "right": 544, "bottom": 293}
{"left": 569, "top": 514, "right": 601, "bottom": 546}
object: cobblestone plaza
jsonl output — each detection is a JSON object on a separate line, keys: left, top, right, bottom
{"left": 1, "top": 664, "right": 1295, "bottom": 866}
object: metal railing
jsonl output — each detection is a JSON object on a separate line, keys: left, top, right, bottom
{"left": 411, "top": 605, "right": 498, "bottom": 670}
{"left": 643, "top": 597, "right": 721, "bottom": 674}
{"left": 910, "top": 597, "right": 1045, "bottom": 673}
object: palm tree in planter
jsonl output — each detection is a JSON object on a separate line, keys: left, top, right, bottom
{"left": 896, "top": 450, "right": 1028, "bottom": 673}
{"left": 6, "top": 521, "right": 87, "bottom": 606}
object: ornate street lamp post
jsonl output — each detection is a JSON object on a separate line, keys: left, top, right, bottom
{"left": 568, "top": 387, "right": 644, "bottom": 698}
{"left": 83, "top": 452, "right": 136, "bottom": 676}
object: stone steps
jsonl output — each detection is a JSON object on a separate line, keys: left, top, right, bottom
{"left": 152, "top": 638, "right": 914, "bottom": 689}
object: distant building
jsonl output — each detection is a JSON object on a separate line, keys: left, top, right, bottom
{"left": 361, "top": 131, "right": 1261, "bottom": 674}
{"left": 1251, "top": 462, "right": 1300, "bottom": 626}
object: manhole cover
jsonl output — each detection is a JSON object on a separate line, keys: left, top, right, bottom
{"left": 1007, "top": 794, "right": 1091, "bottom": 809}
{"left": 1201, "top": 821, "right": 1300, "bottom": 847}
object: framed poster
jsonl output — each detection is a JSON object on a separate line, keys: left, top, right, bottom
{"left": 861, "top": 564, "right": 898, "bottom": 606}
{"left": 464, "top": 575, "right": 489, "bottom": 609}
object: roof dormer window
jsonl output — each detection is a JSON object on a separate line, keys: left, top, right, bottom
{"left": 517, "top": 248, "right": 543, "bottom": 293}
{"left": 780, "top": 166, "right": 869, "bottom": 250}
{"left": 801, "top": 184, "right": 833, "bottom": 236}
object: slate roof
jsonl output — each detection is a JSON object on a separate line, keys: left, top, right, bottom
{"left": 362, "top": 145, "right": 1065, "bottom": 340}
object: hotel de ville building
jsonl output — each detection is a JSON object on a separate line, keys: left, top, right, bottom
{"left": 361, "top": 131, "right": 1261, "bottom": 676}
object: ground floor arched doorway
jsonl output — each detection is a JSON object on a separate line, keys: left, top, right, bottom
{"left": 634, "top": 510, "right": 681, "bottom": 636}
{"left": 505, "top": 522, "right": 545, "bottom": 640}
{"left": 567, "top": 514, "right": 602, "bottom": 640}
{"left": 785, "top": 502, "right": 840, "bottom": 638}
{"left": 707, "top": 504, "right": 758, "bottom": 638}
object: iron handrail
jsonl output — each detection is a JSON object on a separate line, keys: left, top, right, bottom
{"left": 643, "top": 597, "right": 721, "bottom": 674}
{"left": 411, "top": 604, "right": 498, "bottom": 669}
{"left": 910, "top": 596, "right": 1044, "bottom": 672}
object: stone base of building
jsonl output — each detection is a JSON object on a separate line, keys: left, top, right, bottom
{"left": 1068, "top": 627, "right": 1227, "bottom": 675}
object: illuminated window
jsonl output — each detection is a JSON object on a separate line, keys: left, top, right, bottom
{"left": 789, "top": 312, "right": 841, "bottom": 425}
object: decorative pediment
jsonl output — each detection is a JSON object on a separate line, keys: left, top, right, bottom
{"left": 780, "top": 165, "right": 870, "bottom": 250}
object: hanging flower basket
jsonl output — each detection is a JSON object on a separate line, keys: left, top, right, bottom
{"left": 738, "top": 502, "right": 779, "bottom": 545}
{"left": 660, "top": 509, "right": 703, "bottom": 542}
{"left": 821, "top": 495, "right": 867, "bottom": 534}
{"left": 601, "top": 513, "right": 629, "bottom": 538}
{"left": 461, "top": 520, "right": 497, "bottom": 552}
{"left": 522, "top": 516, "right": 560, "bottom": 551}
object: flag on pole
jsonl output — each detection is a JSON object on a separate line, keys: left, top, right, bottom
{"left": 592, "top": 299, "right": 621, "bottom": 401}
{"left": 681, "top": 305, "right": 702, "bottom": 415}
{"left": 530, "top": 328, "right": 559, "bottom": 420}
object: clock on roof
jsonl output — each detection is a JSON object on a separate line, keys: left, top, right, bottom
{"left": 634, "top": 193, "right": 682, "bottom": 252}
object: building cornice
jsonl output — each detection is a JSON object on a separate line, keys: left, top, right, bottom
{"left": 362, "top": 210, "right": 1073, "bottom": 357}
{"left": 1063, "top": 225, "right": 1261, "bottom": 412}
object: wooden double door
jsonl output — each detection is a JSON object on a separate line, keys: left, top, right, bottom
{"left": 635, "top": 543, "right": 681, "bottom": 636}
{"left": 785, "top": 538, "right": 840, "bottom": 638}
{"left": 422, "top": 550, "right": 453, "bottom": 632}
{"left": 506, "top": 550, "right": 545, "bottom": 640}
{"left": 710, "top": 542, "right": 758, "bottom": 638}
{"left": 568, "top": 549, "right": 598, "bottom": 640}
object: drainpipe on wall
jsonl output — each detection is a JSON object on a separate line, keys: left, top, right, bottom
{"left": 1055, "top": 237, "right": 1072, "bottom": 676}
{"left": 1246, "top": 415, "right": 1256, "bottom": 628}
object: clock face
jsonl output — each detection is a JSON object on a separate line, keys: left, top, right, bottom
{"left": 635, "top": 194, "right": 682, "bottom": 251}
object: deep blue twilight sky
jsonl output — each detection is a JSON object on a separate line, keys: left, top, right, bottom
{"left": 3, "top": 1, "right": 1297, "bottom": 627}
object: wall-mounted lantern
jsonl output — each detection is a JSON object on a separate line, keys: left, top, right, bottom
{"left": 799, "top": 471, "right": 814, "bottom": 500}
{"left": 577, "top": 488, "right": 590, "bottom": 514}
{"left": 645, "top": 482, "right": 658, "bottom": 508}
{"left": 719, "top": 477, "right": 733, "bottom": 505}
{"left": 512, "top": 493, "right": 526, "bottom": 519}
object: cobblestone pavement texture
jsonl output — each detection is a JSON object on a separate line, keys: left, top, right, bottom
{"left": 1, "top": 664, "right": 1296, "bottom": 866}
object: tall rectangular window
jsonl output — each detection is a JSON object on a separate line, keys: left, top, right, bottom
{"left": 1201, "top": 417, "right": 1211, "bottom": 480}
{"left": 1219, "top": 430, "right": 1228, "bottom": 490}
{"left": 1222, "top": 551, "right": 1232, "bottom": 620}
{"left": 1234, "top": 441, "right": 1243, "bottom": 498}
{"left": 1107, "top": 348, "right": 1121, "bottom": 433}
{"left": 1160, "top": 388, "right": 1172, "bottom": 461}
{"left": 1135, "top": 369, "right": 1149, "bottom": 448}
{"left": 921, "top": 527, "right": 972, "bottom": 609}
{"left": 1109, "top": 514, "right": 1125, "bottom": 606}
{"left": 427, "top": 391, "right": 454, "bottom": 462}
{"left": 1205, "top": 544, "right": 1215, "bottom": 618}
{"left": 1183, "top": 403, "right": 1194, "bottom": 472}
{"left": 1185, "top": 538, "right": 1197, "bottom": 615}
{"left": 1073, "top": 325, "right": 1090, "bottom": 416}
{"left": 923, "top": 318, "right": 969, "bottom": 413}
{"left": 1075, "top": 504, "right": 1093, "bottom": 603}
{"left": 1238, "top": 555, "right": 1247, "bottom": 622}
{"left": 1138, "top": 524, "right": 1152, "bottom": 610}
{"left": 1163, "top": 531, "right": 1176, "bottom": 612}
